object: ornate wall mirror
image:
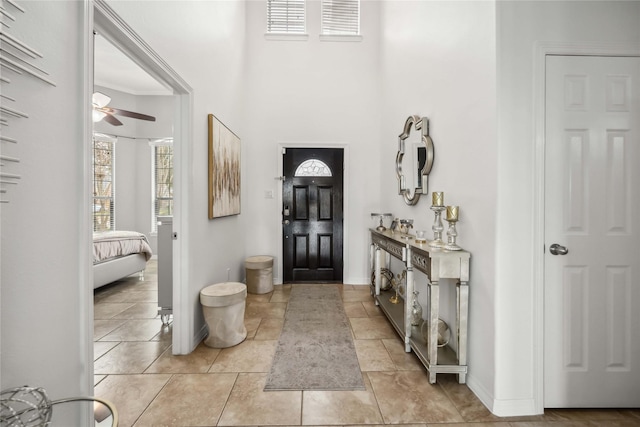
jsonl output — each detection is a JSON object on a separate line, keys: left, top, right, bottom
{"left": 396, "top": 115, "right": 435, "bottom": 205}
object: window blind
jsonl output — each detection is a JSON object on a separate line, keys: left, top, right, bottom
{"left": 152, "top": 142, "right": 173, "bottom": 233}
{"left": 92, "top": 134, "right": 116, "bottom": 232}
{"left": 321, "top": 0, "right": 360, "bottom": 35}
{"left": 267, "top": 0, "right": 306, "bottom": 34}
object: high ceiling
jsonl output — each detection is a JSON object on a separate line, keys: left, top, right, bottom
{"left": 94, "top": 34, "right": 173, "bottom": 96}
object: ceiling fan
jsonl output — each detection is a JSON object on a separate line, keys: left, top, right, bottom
{"left": 92, "top": 91, "right": 156, "bottom": 126}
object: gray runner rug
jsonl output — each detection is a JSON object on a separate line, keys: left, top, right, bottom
{"left": 264, "top": 285, "right": 365, "bottom": 391}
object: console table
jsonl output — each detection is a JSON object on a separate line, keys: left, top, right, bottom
{"left": 370, "top": 228, "right": 470, "bottom": 383}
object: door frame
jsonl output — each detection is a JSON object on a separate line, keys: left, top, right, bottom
{"left": 532, "top": 41, "right": 640, "bottom": 413}
{"left": 276, "top": 143, "right": 350, "bottom": 285}
{"left": 91, "top": 0, "right": 194, "bottom": 355}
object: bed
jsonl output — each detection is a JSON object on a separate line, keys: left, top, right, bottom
{"left": 93, "top": 230, "right": 153, "bottom": 289}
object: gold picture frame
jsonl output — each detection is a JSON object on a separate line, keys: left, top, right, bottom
{"left": 208, "top": 114, "right": 240, "bottom": 218}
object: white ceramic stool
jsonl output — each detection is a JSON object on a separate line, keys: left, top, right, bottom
{"left": 245, "top": 255, "right": 274, "bottom": 294}
{"left": 200, "top": 282, "right": 247, "bottom": 348}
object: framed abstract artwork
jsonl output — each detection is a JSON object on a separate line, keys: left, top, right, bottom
{"left": 208, "top": 114, "right": 240, "bottom": 218}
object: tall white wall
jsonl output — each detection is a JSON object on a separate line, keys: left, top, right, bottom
{"left": 494, "top": 0, "right": 640, "bottom": 416}
{"left": 107, "top": 0, "right": 247, "bottom": 349}
{"left": 379, "top": 0, "right": 498, "bottom": 406}
{"left": 0, "top": 1, "right": 92, "bottom": 420}
{"left": 242, "top": 0, "right": 382, "bottom": 284}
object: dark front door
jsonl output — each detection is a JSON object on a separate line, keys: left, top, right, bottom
{"left": 282, "top": 148, "right": 344, "bottom": 283}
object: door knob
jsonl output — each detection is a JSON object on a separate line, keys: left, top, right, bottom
{"left": 549, "top": 243, "right": 568, "bottom": 255}
{"left": 283, "top": 219, "right": 290, "bottom": 225}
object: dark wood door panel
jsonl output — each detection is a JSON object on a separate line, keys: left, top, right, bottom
{"left": 293, "top": 234, "right": 310, "bottom": 268}
{"left": 317, "top": 233, "right": 334, "bottom": 268}
{"left": 317, "top": 186, "right": 334, "bottom": 220}
{"left": 293, "top": 186, "right": 309, "bottom": 220}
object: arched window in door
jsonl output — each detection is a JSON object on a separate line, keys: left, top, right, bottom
{"left": 294, "top": 159, "right": 333, "bottom": 177}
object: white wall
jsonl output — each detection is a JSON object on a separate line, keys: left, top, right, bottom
{"left": 0, "top": 1, "right": 92, "bottom": 421}
{"left": 242, "top": 0, "right": 382, "bottom": 284}
{"left": 107, "top": 0, "right": 247, "bottom": 349}
{"left": 495, "top": 0, "right": 640, "bottom": 416}
{"left": 379, "top": 0, "right": 498, "bottom": 407}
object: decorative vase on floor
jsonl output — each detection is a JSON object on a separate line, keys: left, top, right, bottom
{"left": 410, "top": 290, "right": 423, "bottom": 326}
{"left": 421, "top": 318, "right": 451, "bottom": 349}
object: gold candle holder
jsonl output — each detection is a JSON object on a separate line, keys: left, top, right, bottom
{"left": 446, "top": 205, "right": 458, "bottom": 221}
{"left": 444, "top": 205, "right": 461, "bottom": 251}
{"left": 432, "top": 191, "right": 444, "bottom": 207}
{"left": 389, "top": 270, "right": 406, "bottom": 304}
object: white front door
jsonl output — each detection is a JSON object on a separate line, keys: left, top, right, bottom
{"left": 544, "top": 55, "right": 640, "bottom": 407}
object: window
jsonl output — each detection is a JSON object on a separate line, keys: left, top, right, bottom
{"left": 152, "top": 142, "right": 173, "bottom": 233}
{"left": 92, "top": 135, "right": 116, "bottom": 232}
{"left": 267, "top": 0, "right": 306, "bottom": 34}
{"left": 295, "top": 159, "right": 332, "bottom": 177}
{"left": 321, "top": 0, "right": 360, "bottom": 35}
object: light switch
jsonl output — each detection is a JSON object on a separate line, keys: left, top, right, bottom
{"left": 265, "top": 190, "right": 274, "bottom": 199}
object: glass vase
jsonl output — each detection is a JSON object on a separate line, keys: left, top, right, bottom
{"left": 410, "top": 290, "right": 423, "bottom": 326}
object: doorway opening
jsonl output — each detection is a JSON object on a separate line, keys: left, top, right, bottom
{"left": 91, "top": 1, "right": 193, "bottom": 363}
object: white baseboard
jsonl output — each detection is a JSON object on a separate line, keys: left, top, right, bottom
{"left": 466, "top": 373, "right": 540, "bottom": 417}
{"left": 492, "top": 398, "right": 539, "bottom": 417}
{"left": 193, "top": 324, "right": 208, "bottom": 350}
{"left": 466, "top": 373, "right": 495, "bottom": 413}
{"left": 272, "top": 277, "right": 369, "bottom": 285}
{"left": 344, "top": 277, "right": 370, "bottom": 285}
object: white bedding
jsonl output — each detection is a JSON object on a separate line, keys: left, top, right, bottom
{"left": 93, "top": 230, "right": 153, "bottom": 264}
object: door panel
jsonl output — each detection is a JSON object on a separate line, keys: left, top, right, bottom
{"left": 283, "top": 148, "right": 344, "bottom": 282}
{"left": 318, "top": 186, "right": 333, "bottom": 220}
{"left": 294, "top": 234, "right": 309, "bottom": 268}
{"left": 544, "top": 55, "right": 640, "bottom": 407}
{"left": 294, "top": 186, "right": 309, "bottom": 219}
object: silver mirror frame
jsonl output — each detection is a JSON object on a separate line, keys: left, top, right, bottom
{"left": 395, "top": 115, "right": 435, "bottom": 205}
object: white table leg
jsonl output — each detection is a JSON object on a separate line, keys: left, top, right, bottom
{"left": 405, "top": 260, "right": 414, "bottom": 352}
{"left": 427, "top": 279, "right": 439, "bottom": 383}
{"left": 457, "top": 280, "right": 469, "bottom": 384}
{"left": 373, "top": 244, "right": 381, "bottom": 305}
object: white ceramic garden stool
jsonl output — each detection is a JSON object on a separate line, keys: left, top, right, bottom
{"left": 245, "top": 255, "right": 274, "bottom": 294}
{"left": 200, "top": 282, "right": 247, "bottom": 348}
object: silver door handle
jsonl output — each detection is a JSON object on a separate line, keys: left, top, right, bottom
{"left": 549, "top": 243, "right": 568, "bottom": 255}
{"left": 283, "top": 220, "right": 290, "bottom": 225}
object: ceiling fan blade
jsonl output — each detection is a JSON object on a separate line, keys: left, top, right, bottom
{"left": 103, "top": 113, "right": 123, "bottom": 126}
{"left": 108, "top": 108, "right": 156, "bottom": 122}
{"left": 92, "top": 91, "right": 111, "bottom": 108}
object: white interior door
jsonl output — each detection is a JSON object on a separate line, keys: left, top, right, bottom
{"left": 544, "top": 55, "right": 640, "bottom": 407}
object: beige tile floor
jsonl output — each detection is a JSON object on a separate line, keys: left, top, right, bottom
{"left": 94, "top": 260, "right": 640, "bottom": 427}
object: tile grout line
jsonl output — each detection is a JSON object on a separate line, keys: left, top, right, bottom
{"left": 131, "top": 373, "right": 174, "bottom": 427}
{"left": 214, "top": 372, "right": 240, "bottom": 427}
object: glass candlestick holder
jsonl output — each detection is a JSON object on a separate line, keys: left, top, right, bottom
{"left": 444, "top": 217, "right": 462, "bottom": 251}
{"left": 429, "top": 205, "right": 446, "bottom": 247}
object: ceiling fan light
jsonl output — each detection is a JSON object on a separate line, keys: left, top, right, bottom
{"left": 93, "top": 110, "right": 107, "bottom": 122}
{"left": 92, "top": 91, "right": 111, "bottom": 108}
